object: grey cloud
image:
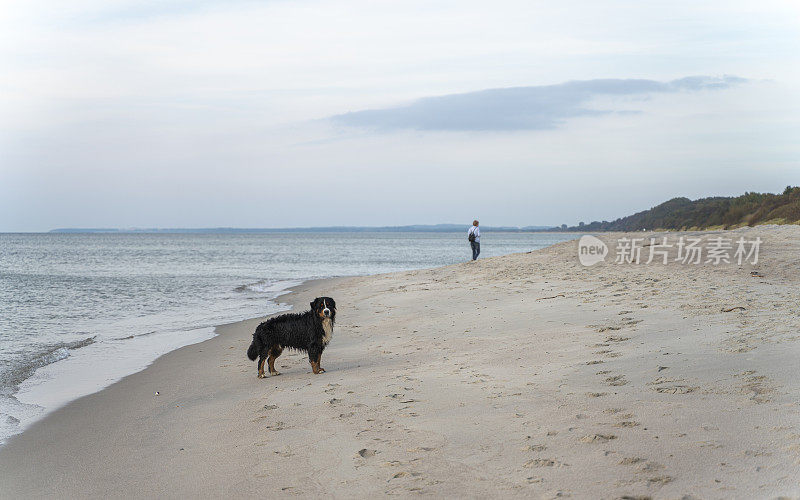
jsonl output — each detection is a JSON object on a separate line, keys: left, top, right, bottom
{"left": 331, "top": 76, "right": 747, "bottom": 131}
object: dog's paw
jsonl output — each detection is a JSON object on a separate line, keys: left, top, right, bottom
{"left": 270, "top": 371, "right": 281, "bottom": 376}
{"left": 257, "top": 373, "right": 267, "bottom": 379}
{"left": 317, "top": 368, "right": 326, "bottom": 374}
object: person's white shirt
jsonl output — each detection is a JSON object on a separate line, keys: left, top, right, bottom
{"left": 468, "top": 225, "right": 480, "bottom": 243}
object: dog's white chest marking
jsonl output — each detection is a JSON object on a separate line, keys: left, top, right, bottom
{"left": 321, "top": 318, "right": 333, "bottom": 345}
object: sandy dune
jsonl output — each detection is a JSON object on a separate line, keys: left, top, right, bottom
{"left": 1, "top": 226, "right": 799, "bottom": 498}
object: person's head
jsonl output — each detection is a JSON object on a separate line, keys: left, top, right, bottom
{"left": 473, "top": 220, "right": 479, "bottom": 226}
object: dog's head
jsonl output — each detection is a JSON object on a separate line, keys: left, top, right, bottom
{"left": 310, "top": 297, "right": 336, "bottom": 322}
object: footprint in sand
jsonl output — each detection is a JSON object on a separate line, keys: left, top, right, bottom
{"left": 358, "top": 448, "right": 377, "bottom": 458}
{"left": 596, "top": 325, "right": 623, "bottom": 333}
{"left": 389, "top": 471, "right": 423, "bottom": 480}
{"left": 524, "top": 458, "right": 568, "bottom": 468}
{"left": 654, "top": 385, "right": 696, "bottom": 394}
{"left": 637, "top": 461, "right": 664, "bottom": 472}
{"left": 605, "top": 375, "right": 628, "bottom": 386}
{"left": 579, "top": 434, "right": 617, "bottom": 444}
{"left": 522, "top": 444, "right": 547, "bottom": 452}
{"left": 647, "top": 476, "right": 673, "bottom": 486}
{"left": 743, "top": 449, "right": 772, "bottom": 457}
{"left": 735, "top": 372, "right": 776, "bottom": 403}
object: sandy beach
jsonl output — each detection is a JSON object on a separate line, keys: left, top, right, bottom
{"left": 1, "top": 226, "right": 799, "bottom": 499}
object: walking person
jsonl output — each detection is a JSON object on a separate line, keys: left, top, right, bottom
{"left": 468, "top": 220, "right": 480, "bottom": 261}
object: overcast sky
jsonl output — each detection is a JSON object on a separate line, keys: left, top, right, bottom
{"left": 1, "top": 0, "right": 798, "bottom": 231}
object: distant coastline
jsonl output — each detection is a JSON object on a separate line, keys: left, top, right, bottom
{"left": 46, "top": 186, "right": 800, "bottom": 234}
{"left": 48, "top": 224, "right": 557, "bottom": 234}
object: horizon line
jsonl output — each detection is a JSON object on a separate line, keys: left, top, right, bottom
{"left": 42, "top": 223, "right": 559, "bottom": 234}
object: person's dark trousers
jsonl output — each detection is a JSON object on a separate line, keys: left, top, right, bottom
{"left": 470, "top": 241, "right": 480, "bottom": 260}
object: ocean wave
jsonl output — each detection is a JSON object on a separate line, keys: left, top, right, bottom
{"left": 234, "top": 279, "right": 302, "bottom": 295}
{"left": 0, "top": 337, "right": 96, "bottom": 396}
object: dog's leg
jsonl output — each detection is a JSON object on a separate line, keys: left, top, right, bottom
{"left": 267, "top": 345, "right": 283, "bottom": 376}
{"left": 257, "top": 356, "right": 267, "bottom": 378}
{"left": 316, "top": 352, "right": 325, "bottom": 373}
{"left": 309, "top": 350, "right": 325, "bottom": 374}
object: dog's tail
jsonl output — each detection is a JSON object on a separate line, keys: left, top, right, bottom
{"left": 246, "top": 324, "right": 263, "bottom": 361}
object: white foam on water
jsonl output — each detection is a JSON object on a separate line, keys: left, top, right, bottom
{"left": 237, "top": 279, "right": 304, "bottom": 294}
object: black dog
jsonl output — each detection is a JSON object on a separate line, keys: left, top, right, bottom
{"left": 247, "top": 297, "right": 336, "bottom": 377}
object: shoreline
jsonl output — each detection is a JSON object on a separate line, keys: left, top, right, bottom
{"left": 1, "top": 227, "right": 799, "bottom": 497}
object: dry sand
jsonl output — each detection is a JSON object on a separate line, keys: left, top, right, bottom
{"left": 1, "top": 226, "right": 799, "bottom": 498}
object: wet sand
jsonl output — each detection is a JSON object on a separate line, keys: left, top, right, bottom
{"left": 1, "top": 226, "right": 799, "bottom": 498}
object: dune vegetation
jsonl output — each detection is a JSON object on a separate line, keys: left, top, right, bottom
{"left": 565, "top": 186, "right": 800, "bottom": 231}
